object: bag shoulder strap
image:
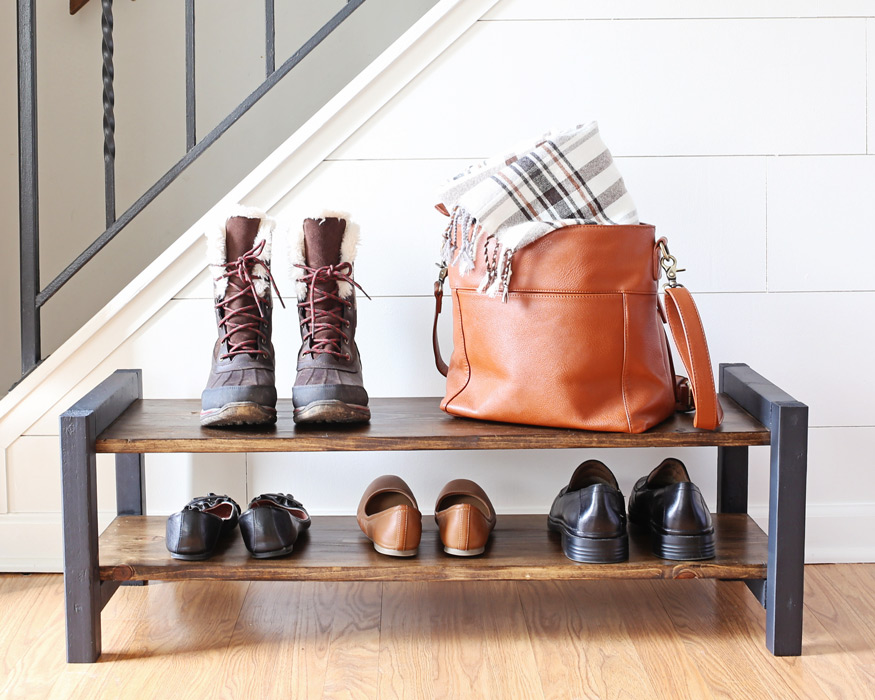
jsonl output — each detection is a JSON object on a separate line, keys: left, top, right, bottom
{"left": 433, "top": 274, "right": 449, "bottom": 377}
{"left": 663, "top": 285, "right": 723, "bottom": 430}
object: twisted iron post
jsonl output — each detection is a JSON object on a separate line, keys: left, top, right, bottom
{"left": 102, "top": 0, "right": 116, "bottom": 227}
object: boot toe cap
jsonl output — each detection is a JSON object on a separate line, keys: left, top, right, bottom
{"left": 292, "top": 382, "right": 368, "bottom": 408}
{"left": 201, "top": 385, "right": 278, "bottom": 410}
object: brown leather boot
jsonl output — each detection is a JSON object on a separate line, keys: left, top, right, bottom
{"left": 291, "top": 213, "right": 370, "bottom": 423}
{"left": 200, "top": 209, "right": 282, "bottom": 427}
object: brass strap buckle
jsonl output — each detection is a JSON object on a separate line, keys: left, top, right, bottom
{"left": 435, "top": 262, "right": 448, "bottom": 292}
{"left": 657, "top": 240, "right": 686, "bottom": 288}
{"left": 434, "top": 263, "right": 448, "bottom": 312}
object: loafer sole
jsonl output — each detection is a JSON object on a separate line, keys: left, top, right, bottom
{"left": 294, "top": 400, "right": 370, "bottom": 424}
{"left": 548, "top": 516, "right": 629, "bottom": 563}
{"left": 200, "top": 402, "right": 277, "bottom": 427}
{"left": 650, "top": 528, "right": 716, "bottom": 561}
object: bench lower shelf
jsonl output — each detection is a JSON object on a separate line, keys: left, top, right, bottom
{"left": 99, "top": 513, "right": 767, "bottom": 583}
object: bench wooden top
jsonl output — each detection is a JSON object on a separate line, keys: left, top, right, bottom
{"left": 95, "top": 395, "right": 769, "bottom": 453}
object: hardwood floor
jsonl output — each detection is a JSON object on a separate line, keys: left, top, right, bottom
{"left": 1, "top": 565, "right": 872, "bottom": 699}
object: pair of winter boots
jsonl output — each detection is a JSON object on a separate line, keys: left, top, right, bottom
{"left": 199, "top": 208, "right": 369, "bottom": 427}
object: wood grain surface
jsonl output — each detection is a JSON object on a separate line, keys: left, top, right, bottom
{"left": 605, "top": 579, "right": 715, "bottom": 699}
{"left": 653, "top": 579, "right": 832, "bottom": 699}
{"left": 98, "top": 514, "right": 767, "bottom": 583}
{"left": 221, "top": 581, "right": 382, "bottom": 698}
{"left": 94, "top": 395, "right": 769, "bottom": 453}
{"left": 520, "top": 579, "right": 661, "bottom": 699}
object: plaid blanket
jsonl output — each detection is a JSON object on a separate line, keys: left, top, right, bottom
{"left": 438, "top": 122, "right": 638, "bottom": 299}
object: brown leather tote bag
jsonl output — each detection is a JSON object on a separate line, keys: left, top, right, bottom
{"left": 432, "top": 222, "right": 723, "bottom": 433}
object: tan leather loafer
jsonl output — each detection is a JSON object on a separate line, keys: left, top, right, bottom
{"left": 357, "top": 475, "right": 422, "bottom": 557}
{"left": 434, "top": 479, "right": 496, "bottom": 556}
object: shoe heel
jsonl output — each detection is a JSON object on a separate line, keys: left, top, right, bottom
{"left": 560, "top": 532, "right": 628, "bottom": 564}
{"left": 374, "top": 543, "right": 418, "bottom": 557}
{"left": 444, "top": 545, "right": 486, "bottom": 557}
{"left": 651, "top": 531, "right": 715, "bottom": 561}
{"left": 169, "top": 550, "right": 213, "bottom": 561}
{"left": 239, "top": 508, "right": 297, "bottom": 558}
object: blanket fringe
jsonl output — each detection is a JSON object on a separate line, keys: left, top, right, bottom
{"left": 444, "top": 206, "right": 519, "bottom": 301}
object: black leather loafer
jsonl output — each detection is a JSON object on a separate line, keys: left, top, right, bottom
{"left": 165, "top": 493, "right": 241, "bottom": 560}
{"left": 628, "top": 458, "right": 715, "bottom": 560}
{"left": 238, "top": 493, "right": 311, "bottom": 558}
{"left": 548, "top": 460, "right": 628, "bottom": 563}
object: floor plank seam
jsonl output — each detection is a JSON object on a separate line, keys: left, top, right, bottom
{"left": 225, "top": 581, "right": 252, "bottom": 663}
{"left": 514, "top": 582, "right": 550, "bottom": 700}
{"left": 376, "top": 580, "right": 384, "bottom": 700}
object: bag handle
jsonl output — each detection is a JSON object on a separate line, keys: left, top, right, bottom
{"left": 433, "top": 266, "right": 449, "bottom": 376}
{"left": 662, "top": 285, "right": 723, "bottom": 430}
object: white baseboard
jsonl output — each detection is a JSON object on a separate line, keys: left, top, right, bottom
{"left": 748, "top": 503, "right": 875, "bottom": 564}
{"left": 0, "top": 512, "right": 117, "bottom": 573}
{"left": 2, "top": 505, "right": 872, "bottom": 572}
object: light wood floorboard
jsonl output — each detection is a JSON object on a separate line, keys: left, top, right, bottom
{"left": 519, "top": 580, "right": 659, "bottom": 700}
{"left": 607, "top": 579, "right": 714, "bottom": 700}
{"left": 0, "top": 565, "right": 873, "bottom": 699}
{"left": 653, "top": 579, "right": 829, "bottom": 700}
{"left": 219, "top": 581, "right": 382, "bottom": 699}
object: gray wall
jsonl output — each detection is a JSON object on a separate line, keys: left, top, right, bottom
{"left": 0, "top": 0, "right": 437, "bottom": 395}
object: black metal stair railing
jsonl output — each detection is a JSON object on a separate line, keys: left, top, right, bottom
{"left": 16, "top": 0, "right": 367, "bottom": 380}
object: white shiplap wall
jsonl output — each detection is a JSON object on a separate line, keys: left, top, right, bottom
{"left": 4, "top": 0, "right": 875, "bottom": 569}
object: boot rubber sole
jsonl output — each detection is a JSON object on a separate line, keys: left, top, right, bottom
{"left": 548, "top": 516, "right": 629, "bottom": 563}
{"left": 200, "top": 402, "right": 277, "bottom": 427}
{"left": 293, "top": 400, "right": 370, "bottom": 424}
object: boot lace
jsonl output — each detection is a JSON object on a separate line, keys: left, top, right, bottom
{"left": 294, "top": 262, "right": 370, "bottom": 360}
{"left": 215, "top": 239, "right": 284, "bottom": 359}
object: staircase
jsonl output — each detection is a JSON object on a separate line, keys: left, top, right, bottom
{"left": 8, "top": 0, "right": 437, "bottom": 396}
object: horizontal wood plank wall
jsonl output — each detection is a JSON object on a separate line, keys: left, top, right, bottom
{"left": 3, "top": 2, "right": 875, "bottom": 569}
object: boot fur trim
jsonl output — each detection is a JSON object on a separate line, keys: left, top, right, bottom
{"left": 205, "top": 205, "right": 275, "bottom": 300}
{"left": 290, "top": 210, "right": 360, "bottom": 300}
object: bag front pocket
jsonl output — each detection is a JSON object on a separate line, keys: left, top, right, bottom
{"left": 446, "top": 290, "right": 632, "bottom": 431}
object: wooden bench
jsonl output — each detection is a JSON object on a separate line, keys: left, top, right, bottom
{"left": 60, "top": 363, "right": 807, "bottom": 662}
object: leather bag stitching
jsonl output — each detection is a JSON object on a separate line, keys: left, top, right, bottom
{"left": 620, "top": 293, "right": 633, "bottom": 432}
{"left": 446, "top": 289, "right": 473, "bottom": 408}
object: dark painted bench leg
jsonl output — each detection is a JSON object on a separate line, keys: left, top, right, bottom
{"left": 717, "top": 366, "right": 750, "bottom": 517}
{"left": 717, "top": 446, "right": 749, "bottom": 514}
{"left": 115, "top": 452, "right": 146, "bottom": 516}
{"left": 765, "top": 401, "right": 808, "bottom": 656}
{"left": 60, "top": 369, "right": 143, "bottom": 663}
{"left": 717, "top": 387, "right": 758, "bottom": 595}
{"left": 60, "top": 411, "right": 102, "bottom": 663}
{"left": 720, "top": 363, "right": 808, "bottom": 656}
{"left": 116, "top": 452, "right": 147, "bottom": 587}
{"left": 717, "top": 445, "right": 759, "bottom": 595}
